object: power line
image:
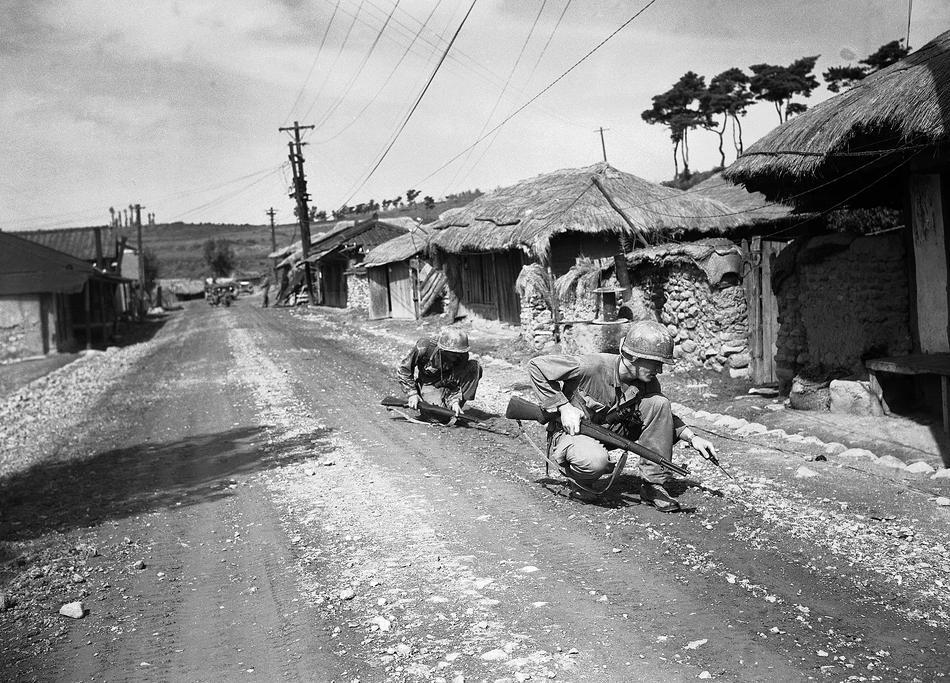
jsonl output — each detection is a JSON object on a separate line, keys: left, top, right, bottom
{"left": 448, "top": 0, "right": 574, "bottom": 193}
{"left": 442, "top": 0, "right": 550, "bottom": 195}
{"left": 172, "top": 165, "right": 287, "bottom": 222}
{"left": 408, "top": 0, "right": 661, "bottom": 192}
{"left": 315, "top": 0, "right": 587, "bottom": 132}
{"left": 313, "top": 0, "right": 446, "bottom": 145}
{"left": 298, "top": 0, "right": 368, "bottom": 126}
{"left": 283, "top": 0, "right": 343, "bottom": 126}
{"left": 340, "top": 0, "right": 480, "bottom": 207}
{"left": 311, "top": 0, "right": 403, "bottom": 131}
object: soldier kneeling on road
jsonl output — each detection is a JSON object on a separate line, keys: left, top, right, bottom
{"left": 526, "top": 320, "right": 717, "bottom": 511}
{"left": 397, "top": 328, "right": 483, "bottom": 419}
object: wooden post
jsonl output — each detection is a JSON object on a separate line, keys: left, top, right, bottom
{"left": 84, "top": 283, "right": 92, "bottom": 350}
{"left": 547, "top": 264, "right": 561, "bottom": 343}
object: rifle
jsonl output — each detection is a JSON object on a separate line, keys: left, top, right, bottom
{"left": 381, "top": 396, "right": 508, "bottom": 435}
{"left": 505, "top": 395, "right": 690, "bottom": 478}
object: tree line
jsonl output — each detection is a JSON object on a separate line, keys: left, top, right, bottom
{"left": 307, "top": 187, "right": 483, "bottom": 224}
{"left": 641, "top": 39, "right": 910, "bottom": 179}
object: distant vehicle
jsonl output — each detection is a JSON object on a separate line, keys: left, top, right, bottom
{"left": 204, "top": 277, "right": 237, "bottom": 307}
{"left": 239, "top": 280, "right": 252, "bottom": 294}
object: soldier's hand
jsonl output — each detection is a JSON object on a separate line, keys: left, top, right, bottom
{"left": 407, "top": 394, "right": 420, "bottom": 410}
{"left": 450, "top": 401, "right": 464, "bottom": 417}
{"left": 691, "top": 436, "right": 718, "bottom": 461}
{"left": 558, "top": 403, "right": 584, "bottom": 436}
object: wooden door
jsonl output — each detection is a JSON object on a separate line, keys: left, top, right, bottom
{"left": 745, "top": 237, "right": 783, "bottom": 384}
{"left": 367, "top": 266, "right": 390, "bottom": 319}
{"left": 321, "top": 261, "right": 347, "bottom": 307}
{"left": 388, "top": 261, "right": 416, "bottom": 319}
{"left": 493, "top": 251, "right": 523, "bottom": 325}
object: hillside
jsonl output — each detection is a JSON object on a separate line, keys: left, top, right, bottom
{"left": 137, "top": 198, "right": 475, "bottom": 279}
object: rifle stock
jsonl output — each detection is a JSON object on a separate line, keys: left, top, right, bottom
{"left": 505, "top": 396, "right": 689, "bottom": 478}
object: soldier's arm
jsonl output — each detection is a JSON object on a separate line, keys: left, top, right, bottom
{"left": 397, "top": 342, "right": 424, "bottom": 398}
{"left": 526, "top": 355, "right": 585, "bottom": 410}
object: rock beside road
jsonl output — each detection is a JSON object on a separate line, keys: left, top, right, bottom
{"left": 59, "top": 602, "right": 85, "bottom": 619}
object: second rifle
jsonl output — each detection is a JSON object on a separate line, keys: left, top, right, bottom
{"left": 505, "top": 395, "right": 689, "bottom": 478}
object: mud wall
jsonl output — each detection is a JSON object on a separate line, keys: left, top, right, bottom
{"left": 0, "top": 294, "right": 46, "bottom": 362}
{"left": 773, "top": 233, "right": 912, "bottom": 389}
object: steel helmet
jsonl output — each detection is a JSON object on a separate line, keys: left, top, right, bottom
{"left": 620, "top": 320, "right": 674, "bottom": 365}
{"left": 437, "top": 328, "right": 470, "bottom": 353}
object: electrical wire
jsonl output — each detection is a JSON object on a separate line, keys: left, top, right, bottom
{"left": 282, "top": 0, "right": 343, "bottom": 126}
{"left": 298, "top": 0, "right": 367, "bottom": 127}
{"left": 171, "top": 164, "right": 288, "bottom": 222}
{"left": 449, "top": 0, "right": 573, "bottom": 190}
{"left": 310, "top": 0, "right": 403, "bottom": 131}
{"left": 339, "top": 0, "right": 479, "bottom": 208}
{"left": 315, "top": 0, "right": 587, "bottom": 132}
{"left": 408, "top": 0, "right": 661, "bottom": 192}
{"left": 442, "top": 0, "right": 550, "bottom": 195}
{"left": 313, "top": 0, "right": 445, "bottom": 144}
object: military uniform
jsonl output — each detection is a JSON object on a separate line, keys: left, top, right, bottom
{"left": 397, "top": 337, "right": 482, "bottom": 408}
{"left": 526, "top": 353, "right": 689, "bottom": 485}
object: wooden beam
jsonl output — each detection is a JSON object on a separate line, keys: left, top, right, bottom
{"left": 591, "top": 176, "right": 649, "bottom": 248}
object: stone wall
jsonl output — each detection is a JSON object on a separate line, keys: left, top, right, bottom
{"left": 630, "top": 264, "right": 749, "bottom": 376}
{"left": 0, "top": 294, "right": 45, "bottom": 362}
{"left": 515, "top": 258, "right": 749, "bottom": 370}
{"left": 773, "top": 232, "right": 912, "bottom": 390}
{"left": 346, "top": 270, "right": 369, "bottom": 310}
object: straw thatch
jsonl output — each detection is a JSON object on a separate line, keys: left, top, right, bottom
{"left": 428, "top": 163, "right": 748, "bottom": 260}
{"left": 691, "top": 172, "right": 796, "bottom": 225}
{"left": 725, "top": 30, "right": 950, "bottom": 191}
{"left": 363, "top": 223, "right": 433, "bottom": 267}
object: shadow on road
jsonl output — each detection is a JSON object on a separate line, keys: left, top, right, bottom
{"left": 0, "top": 425, "right": 335, "bottom": 544}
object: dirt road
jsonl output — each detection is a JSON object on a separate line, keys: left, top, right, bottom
{"left": 2, "top": 302, "right": 949, "bottom": 682}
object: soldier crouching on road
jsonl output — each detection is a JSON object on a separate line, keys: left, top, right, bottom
{"left": 397, "top": 328, "right": 483, "bottom": 419}
{"left": 526, "top": 320, "right": 717, "bottom": 511}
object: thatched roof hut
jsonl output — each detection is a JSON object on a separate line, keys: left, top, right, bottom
{"left": 428, "top": 162, "right": 748, "bottom": 261}
{"left": 363, "top": 223, "right": 433, "bottom": 268}
{"left": 725, "top": 30, "right": 950, "bottom": 208}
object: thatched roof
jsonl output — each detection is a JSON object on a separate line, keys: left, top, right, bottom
{"left": 725, "top": 30, "right": 950, "bottom": 206}
{"left": 160, "top": 278, "right": 207, "bottom": 296}
{"left": 363, "top": 223, "right": 434, "bottom": 268}
{"left": 428, "top": 163, "right": 749, "bottom": 259}
{"left": 691, "top": 172, "right": 796, "bottom": 224}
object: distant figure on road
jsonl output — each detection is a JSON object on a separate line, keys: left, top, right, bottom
{"left": 526, "top": 320, "right": 717, "bottom": 511}
{"left": 260, "top": 274, "right": 271, "bottom": 308}
{"left": 397, "top": 328, "right": 482, "bottom": 418}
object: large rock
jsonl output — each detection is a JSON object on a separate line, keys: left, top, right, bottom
{"left": 59, "top": 601, "right": 85, "bottom": 619}
{"left": 789, "top": 376, "right": 830, "bottom": 411}
{"left": 829, "top": 379, "right": 884, "bottom": 417}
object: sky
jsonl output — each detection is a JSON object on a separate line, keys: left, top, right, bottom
{"left": 2, "top": 0, "right": 948, "bottom": 229}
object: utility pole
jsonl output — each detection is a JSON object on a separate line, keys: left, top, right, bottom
{"left": 595, "top": 127, "right": 609, "bottom": 163}
{"left": 278, "top": 121, "right": 316, "bottom": 303}
{"left": 266, "top": 207, "right": 277, "bottom": 255}
{"left": 134, "top": 204, "right": 145, "bottom": 318}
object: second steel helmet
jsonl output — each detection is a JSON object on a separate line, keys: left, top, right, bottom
{"left": 620, "top": 320, "right": 674, "bottom": 365}
{"left": 437, "top": 327, "right": 470, "bottom": 353}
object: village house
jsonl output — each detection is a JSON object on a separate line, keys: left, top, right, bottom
{"left": 724, "top": 29, "right": 950, "bottom": 429}
{"left": 361, "top": 222, "right": 447, "bottom": 320}
{"left": 0, "top": 231, "right": 127, "bottom": 361}
{"left": 301, "top": 215, "right": 413, "bottom": 308}
{"left": 426, "top": 162, "right": 796, "bottom": 368}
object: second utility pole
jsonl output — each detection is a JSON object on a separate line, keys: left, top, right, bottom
{"left": 595, "top": 126, "right": 609, "bottom": 163}
{"left": 279, "top": 121, "right": 316, "bottom": 304}
{"left": 266, "top": 207, "right": 277, "bottom": 255}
